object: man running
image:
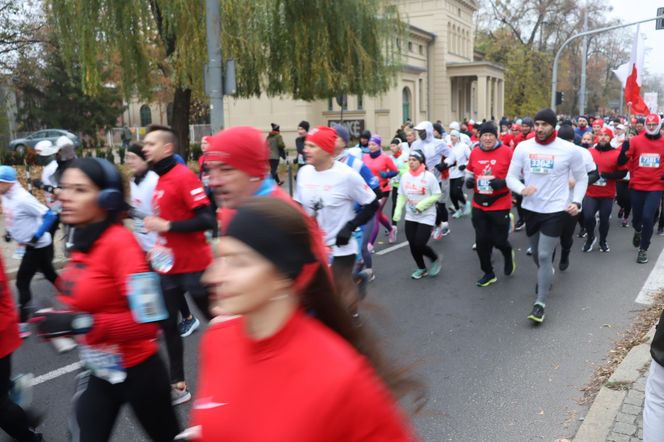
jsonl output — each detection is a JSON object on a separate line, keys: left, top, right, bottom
{"left": 507, "top": 109, "right": 588, "bottom": 324}
{"left": 618, "top": 113, "right": 664, "bottom": 264}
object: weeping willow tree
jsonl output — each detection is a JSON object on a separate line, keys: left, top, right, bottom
{"left": 47, "top": 0, "right": 404, "bottom": 157}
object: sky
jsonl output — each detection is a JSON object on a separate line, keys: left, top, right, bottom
{"left": 607, "top": 0, "right": 664, "bottom": 76}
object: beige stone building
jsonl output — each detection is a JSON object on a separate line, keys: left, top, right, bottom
{"left": 123, "top": 0, "right": 504, "bottom": 147}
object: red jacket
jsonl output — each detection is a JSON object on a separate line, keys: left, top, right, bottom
{"left": 191, "top": 309, "right": 416, "bottom": 441}
{"left": 627, "top": 134, "right": 664, "bottom": 192}
{"left": 466, "top": 144, "right": 513, "bottom": 211}
{"left": 362, "top": 152, "right": 398, "bottom": 192}
{"left": 587, "top": 147, "right": 624, "bottom": 198}
{"left": 512, "top": 131, "right": 535, "bottom": 149}
{"left": 0, "top": 256, "right": 21, "bottom": 359}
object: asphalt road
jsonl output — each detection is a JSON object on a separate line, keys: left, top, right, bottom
{"left": 4, "top": 203, "right": 662, "bottom": 442}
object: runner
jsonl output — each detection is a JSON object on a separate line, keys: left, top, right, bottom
{"left": 0, "top": 253, "right": 42, "bottom": 441}
{"left": 31, "top": 158, "right": 180, "bottom": 441}
{"left": 389, "top": 137, "right": 409, "bottom": 228}
{"left": 618, "top": 113, "right": 664, "bottom": 264}
{"left": 392, "top": 150, "right": 442, "bottom": 279}
{"left": 412, "top": 121, "right": 453, "bottom": 239}
{"left": 582, "top": 127, "right": 626, "bottom": 253}
{"left": 295, "top": 126, "right": 378, "bottom": 316}
{"left": 362, "top": 135, "right": 398, "bottom": 249}
{"left": 0, "top": 166, "right": 59, "bottom": 338}
{"left": 447, "top": 130, "right": 472, "bottom": 218}
{"left": 465, "top": 123, "right": 515, "bottom": 286}
{"left": 644, "top": 308, "right": 664, "bottom": 439}
{"left": 191, "top": 197, "right": 421, "bottom": 441}
{"left": 507, "top": 109, "right": 588, "bottom": 323}
{"left": 142, "top": 125, "right": 215, "bottom": 404}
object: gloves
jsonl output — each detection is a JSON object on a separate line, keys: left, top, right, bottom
{"left": 31, "top": 179, "right": 55, "bottom": 193}
{"left": 465, "top": 177, "right": 476, "bottom": 189}
{"left": 434, "top": 163, "right": 449, "bottom": 172}
{"left": 25, "top": 235, "right": 39, "bottom": 247}
{"left": 489, "top": 178, "right": 506, "bottom": 190}
{"left": 30, "top": 309, "right": 94, "bottom": 338}
{"left": 458, "top": 164, "right": 466, "bottom": 171}
{"left": 31, "top": 179, "right": 43, "bottom": 188}
{"left": 335, "top": 222, "right": 355, "bottom": 246}
{"left": 379, "top": 171, "right": 388, "bottom": 179}
{"left": 4, "top": 232, "right": 11, "bottom": 243}
{"left": 621, "top": 140, "right": 630, "bottom": 153}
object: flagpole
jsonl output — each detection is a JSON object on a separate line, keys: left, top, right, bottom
{"left": 551, "top": 14, "right": 664, "bottom": 110}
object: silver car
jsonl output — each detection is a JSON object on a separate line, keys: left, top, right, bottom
{"left": 8, "top": 129, "right": 81, "bottom": 154}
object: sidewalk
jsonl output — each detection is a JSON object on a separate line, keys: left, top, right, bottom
{"left": 574, "top": 327, "right": 655, "bottom": 441}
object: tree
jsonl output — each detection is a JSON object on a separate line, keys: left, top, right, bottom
{"left": 48, "top": 0, "right": 403, "bottom": 159}
{"left": 0, "top": 1, "right": 43, "bottom": 72}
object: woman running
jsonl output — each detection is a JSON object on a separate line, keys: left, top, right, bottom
{"left": 392, "top": 150, "right": 442, "bottom": 279}
{"left": 191, "top": 197, "right": 423, "bottom": 440}
{"left": 31, "top": 158, "right": 180, "bottom": 441}
{"left": 447, "top": 130, "right": 471, "bottom": 218}
{"left": 362, "top": 135, "right": 398, "bottom": 248}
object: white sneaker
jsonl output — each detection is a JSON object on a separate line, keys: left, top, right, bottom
{"left": 51, "top": 336, "right": 77, "bottom": 353}
{"left": 432, "top": 225, "right": 443, "bottom": 241}
{"left": 441, "top": 222, "right": 451, "bottom": 237}
{"left": 171, "top": 385, "right": 192, "bottom": 406}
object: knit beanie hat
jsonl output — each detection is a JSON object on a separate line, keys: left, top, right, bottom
{"left": 369, "top": 135, "right": 382, "bottom": 146}
{"left": 433, "top": 122, "right": 444, "bottom": 135}
{"left": 270, "top": 123, "right": 280, "bottom": 132}
{"left": 534, "top": 109, "right": 557, "bottom": 128}
{"left": 306, "top": 126, "right": 337, "bottom": 154}
{"left": 332, "top": 123, "right": 349, "bottom": 146}
{"left": 298, "top": 121, "right": 310, "bottom": 132}
{"left": 557, "top": 125, "right": 575, "bottom": 142}
{"left": 598, "top": 126, "right": 614, "bottom": 140}
{"left": 205, "top": 126, "right": 269, "bottom": 179}
{"left": 479, "top": 122, "right": 498, "bottom": 137}
{"left": 127, "top": 142, "right": 146, "bottom": 161}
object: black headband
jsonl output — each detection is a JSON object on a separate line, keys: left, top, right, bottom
{"left": 409, "top": 150, "right": 425, "bottom": 163}
{"left": 225, "top": 204, "right": 316, "bottom": 279}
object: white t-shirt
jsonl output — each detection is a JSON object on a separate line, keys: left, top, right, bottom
{"left": 295, "top": 162, "right": 376, "bottom": 257}
{"left": 507, "top": 138, "right": 588, "bottom": 213}
{"left": 41, "top": 160, "right": 58, "bottom": 187}
{"left": 448, "top": 142, "right": 471, "bottom": 179}
{"left": 130, "top": 170, "right": 159, "bottom": 252}
{"left": 1, "top": 183, "right": 51, "bottom": 247}
{"left": 398, "top": 170, "right": 441, "bottom": 226}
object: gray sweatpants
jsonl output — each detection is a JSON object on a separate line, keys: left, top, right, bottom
{"left": 527, "top": 232, "right": 558, "bottom": 306}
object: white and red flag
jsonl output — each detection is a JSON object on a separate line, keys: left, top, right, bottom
{"left": 612, "top": 24, "right": 650, "bottom": 115}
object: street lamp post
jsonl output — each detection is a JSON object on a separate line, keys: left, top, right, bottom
{"left": 550, "top": 14, "right": 664, "bottom": 111}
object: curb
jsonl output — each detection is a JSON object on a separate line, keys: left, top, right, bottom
{"left": 573, "top": 325, "right": 656, "bottom": 441}
{"left": 6, "top": 259, "right": 67, "bottom": 280}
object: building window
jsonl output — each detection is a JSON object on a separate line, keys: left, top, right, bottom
{"left": 357, "top": 95, "right": 363, "bottom": 110}
{"left": 140, "top": 105, "right": 152, "bottom": 127}
{"left": 408, "top": 41, "right": 413, "bottom": 52}
{"left": 328, "top": 97, "right": 333, "bottom": 111}
{"left": 402, "top": 87, "right": 412, "bottom": 123}
{"left": 419, "top": 44, "right": 424, "bottom": 55}
{"left": 458, "top": 7, "right": 461, "bottom": 17}
{"left": 419, "top": 79, "right": 425, "bottom": 112}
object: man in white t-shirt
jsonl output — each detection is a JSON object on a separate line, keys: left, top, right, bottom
{"left": 295, "top": 126, "right": 378, "bottom": 316}
{"left": 507, "top": 109, "right": 588, "bottom": 324}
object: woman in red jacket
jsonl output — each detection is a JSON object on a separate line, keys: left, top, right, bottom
{"left": 0, "top": 254, "right": 42, "bottom": 441}
{"left": 362, "top": 135, "right": 398, "bottom": 249}
{"left": 191, "top": 197, "right": 424, "bottom": 441}
{"left": 31, "top": 158, "right": 180, "bottom": 441}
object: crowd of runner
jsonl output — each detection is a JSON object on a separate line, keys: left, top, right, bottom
{"left": 0, "top": 109, "right": 664, "bottom": 440}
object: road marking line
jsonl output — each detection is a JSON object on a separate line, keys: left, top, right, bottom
{"left": 635, "top": 246, "right": 664, "bottom": 305}
{"left": 30, "top": 362, "right": 82, "bottom": 386}
{"left": 376, "top": 241, "right": 409, "bottom": 255}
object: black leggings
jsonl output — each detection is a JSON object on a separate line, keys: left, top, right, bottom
{"left": 0, "top": 354, "right": 40, "bottom": 442}
{"left": 159, "top": 272, "right": 210, "bottom": 383}
{"left": 70, "top": 354, "right": 180, "bottom": 442}
{"left": 404, "top": 221, "right": 438, "bottom": 269}
{"left": 391, "top": 188, "right": 398, "bottom": 226}
{"left": 269, "top": 159, "right": 280, "bottom": 183}
{"left": 583, "top": 196, "right": 613, "bottom": 242}
{"left": 471, "top": 208, "right": 512, "bottom": 275}
{"left": 16, "top": 243, "right": 59, "bottom": 322}
{"left": 616, "top": 180, "right": 631, "bottom": 218}
{"left": 449, "top": 178, "right": 466, "bottom": 210}
{"left": 560, "top": 212, "right": 578, "bottom": 252}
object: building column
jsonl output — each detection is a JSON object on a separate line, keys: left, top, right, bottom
{"left": 476, "top": 75, "right": 488, "bottom": 120}
{"left": 498, "top": 79, "right": 504, "bottom": 118}
{"left": 492, "top": 78, "right": 498, "bottom": 119}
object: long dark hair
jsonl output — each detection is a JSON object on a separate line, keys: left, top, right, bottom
{"left": 239, "top": 197, "right": 427, "bottom": 412}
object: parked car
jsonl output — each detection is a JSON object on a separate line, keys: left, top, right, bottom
{"left": 8, "top": 129, "right": 81, "bottom": 154}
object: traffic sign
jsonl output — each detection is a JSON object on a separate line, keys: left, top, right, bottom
{"left": 657, "top": 7, "right": 664, "bottom": 30}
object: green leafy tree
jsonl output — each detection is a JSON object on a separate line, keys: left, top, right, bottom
{"left": 47, "top": 0, "right": 403, "bottom": 159}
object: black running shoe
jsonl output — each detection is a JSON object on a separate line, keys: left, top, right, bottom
{"left": 504, "top": 250, "right": 516, "bottom": 276}
{"left": 582, "top": 236, "right": 596, "bottom": 253}
{"left": 599, "top": 241, "right": 610, "bottom": 252}
{"left": 559, "top": 249, "right": 570, "bottom": 271}
{"left": 528, "top": 304, "right": 545, "bottom": 324}
{"left": 514, "top": 219, "right": 525, "bottom": 231}
{"left": 476, "top": 273, "right": 497, "bottom": 287}
{"left": 633, "top": 230, "right": 642, "bottom": 248}
{"left": 578, "top": 228, "right": 587, "bottom": 238}
{"left": 637, "top": 249, "right": 648, "bottom": 264}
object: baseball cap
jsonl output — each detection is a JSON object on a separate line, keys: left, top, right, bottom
{"left": 0, "top": 166, "right": 17, "bottom": 183}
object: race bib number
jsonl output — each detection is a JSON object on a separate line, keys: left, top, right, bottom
{"left": 593, "top": 177, "right": 607, "bottom": 187}
{"left": 529, "top": 154, "right": 555, "bottom": 174}
{"left": 79, "top": 344, "right": 126, "bottom": 384}
{"left": 148, "top": 244, "right": 174, "bottom": 273}
{"left": 127, "top": 273, "right": 168, "bottom": 323}
{"left": 639, "top": 154, "right": 660, "bottom": 168}
{"left": 476, "top": 176, "right": 494, "bottom": 195}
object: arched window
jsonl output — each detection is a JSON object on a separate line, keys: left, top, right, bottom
{"left": 140, "top": 104, "right": 152, "bottom": 127}
{"left": 402, "top": 87, "right": 412, "bottom": 123}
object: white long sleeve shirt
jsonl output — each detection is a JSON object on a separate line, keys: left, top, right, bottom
{"left": 507, "top": 138, "right": 588, "bottom": 213}
{"left": 1, "top": 183, "right": 51, "bottom": 247}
